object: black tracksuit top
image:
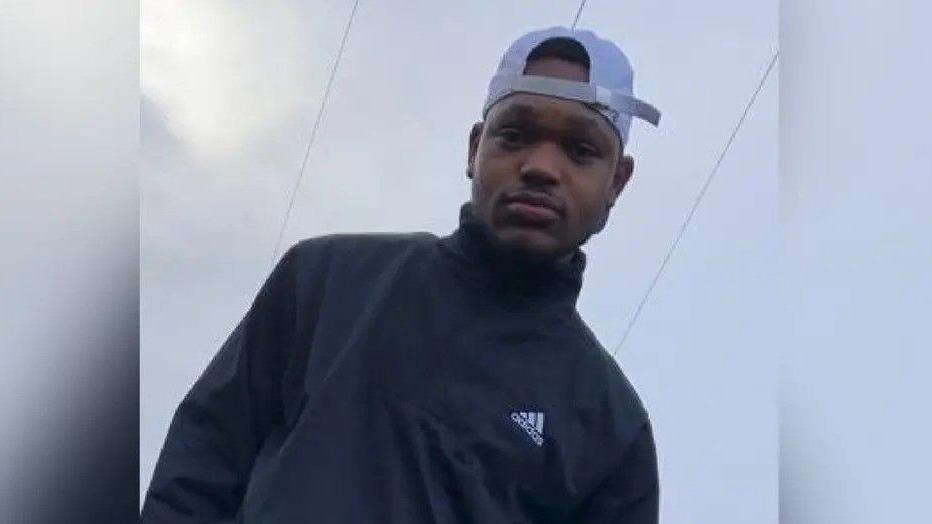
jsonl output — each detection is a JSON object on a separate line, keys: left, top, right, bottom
{"left": 142, "top": 202, "right": 659, "bottom": 523}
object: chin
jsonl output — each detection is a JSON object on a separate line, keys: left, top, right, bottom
{"left": 491, "top": 228, "right": 565, "bottom": 262}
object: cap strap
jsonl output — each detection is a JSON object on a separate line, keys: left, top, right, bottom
{"left": 484, "top": 73, "right": 661, "bottom": 126}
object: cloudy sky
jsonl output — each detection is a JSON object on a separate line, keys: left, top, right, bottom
{"left": 140, "top": 1, "right": 777, "bottom": 520}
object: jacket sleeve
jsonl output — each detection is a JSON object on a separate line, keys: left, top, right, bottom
{"left": 141, "top": 243, "right": 309, "bottom": 523}
{"left": 573, "top": 420, "right": 660, "bottom": 523}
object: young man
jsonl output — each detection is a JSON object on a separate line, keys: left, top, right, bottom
{"left": 142, "top": 26, "right": 661, "bottom": 523}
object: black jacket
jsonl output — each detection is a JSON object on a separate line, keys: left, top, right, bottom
{"left": 141, "top": 202, "right": 658, "bottom": 523}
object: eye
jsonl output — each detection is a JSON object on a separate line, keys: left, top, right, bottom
{"left": 569, "top": 142, "right": 600, "bottom": 162}
{"left": 496, "top": 127, "right": 524, "bottom": 149}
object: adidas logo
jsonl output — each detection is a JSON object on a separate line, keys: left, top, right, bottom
{"left": 511, "top": 411, "right": 545, "bottom": 447}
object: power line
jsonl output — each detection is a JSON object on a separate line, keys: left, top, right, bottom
{"left": 610, "top": 49, "right": 779, "bottom": 358}
{"left": 269, "top": 0, "right": 361, "bottom": 270}
{"left": 571, "top": 0, "right": 588, "bottom": 29}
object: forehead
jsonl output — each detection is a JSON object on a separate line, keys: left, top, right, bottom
{"left": 485, "top": 92, "right": 618, "bottom": 142}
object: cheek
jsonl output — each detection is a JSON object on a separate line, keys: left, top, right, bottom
{"left": 566, "top": 179, "right": 612, "bottom": 228}
{"left": 473, "top": 151, "right": 512, "bottom": 198}
{"left": 470, "top": 161, "right": 504, "bottom": 219}
{"left": 471, "top": 167, "right": 496, "bottom": 204}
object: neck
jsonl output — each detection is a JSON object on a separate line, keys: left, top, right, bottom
{"left": 437, "top": 202, "right": 586, "bottom": 303}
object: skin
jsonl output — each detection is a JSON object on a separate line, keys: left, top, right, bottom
{"left": 467, "top": 57, "right": 635, "bottom": 264}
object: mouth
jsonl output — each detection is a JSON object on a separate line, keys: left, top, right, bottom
{"left": 501, "top": 191, "right": 565, "bottom": 225}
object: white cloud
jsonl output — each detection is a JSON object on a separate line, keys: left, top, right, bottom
{"left": 141, "top": 0, "right": 333, "bottom": 166}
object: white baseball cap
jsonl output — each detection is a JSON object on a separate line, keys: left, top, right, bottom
{"left": 483, "top": 26, "right": 660, "bottom": 145}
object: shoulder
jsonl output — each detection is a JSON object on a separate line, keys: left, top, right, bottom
{"left": 557, "top": 313, "right": 656, "bottom": 492}
{"left": 261, "top": 231, "right": 439, "bottom": 315}
{"left": 565, "top": 311, "right": 650, "bottom": 427}
{"left": 286, "top": 231, "right": 436, "bottom": 263}
{"left": 280, "top": 231, "right": 438, "bottom": 280}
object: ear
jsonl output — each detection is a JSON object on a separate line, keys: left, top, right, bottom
{"left": 608, "top": 153, "right": 635, "bottom": 209}
{"left": 592, "top": 153, "right": 634, "bottom": 235}
{"left": 466, "top": 121, "right": 484, "bottom": 179}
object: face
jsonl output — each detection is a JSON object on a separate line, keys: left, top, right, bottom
{"left": 467, "top": 57, "right": 635, "bottom": 262}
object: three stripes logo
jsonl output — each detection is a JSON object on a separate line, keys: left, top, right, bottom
{"left": 511, "top": 411, "right": 545, "bottom": 447}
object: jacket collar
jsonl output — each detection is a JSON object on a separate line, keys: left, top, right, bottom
{"left": 438, "top": 202, "right": 586, "bottom": 305}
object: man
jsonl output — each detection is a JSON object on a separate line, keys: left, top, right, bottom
{"left": 142, "top": 26, "right": 661, "bottom": 523}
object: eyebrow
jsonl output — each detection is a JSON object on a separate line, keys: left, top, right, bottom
{"left": 491, "top": 102, "right": 613, "bottom": 147}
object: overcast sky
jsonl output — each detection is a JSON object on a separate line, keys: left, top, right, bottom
{"left": 140, "top": 1, "right": 778, "bottom": 520}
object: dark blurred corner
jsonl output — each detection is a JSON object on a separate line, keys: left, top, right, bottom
{"left": 0, "top": 1, "right": 140, "bottom": 522}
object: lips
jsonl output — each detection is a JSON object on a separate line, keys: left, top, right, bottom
{"left": 501, "top": 191, "right": 565, "bottom": 224}
{"left": 503, "top": 191, "right": 565, "bottom": 216}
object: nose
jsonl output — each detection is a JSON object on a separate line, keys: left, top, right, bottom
{"left": 519, "top": 142, "right": 564, "bottom": 187}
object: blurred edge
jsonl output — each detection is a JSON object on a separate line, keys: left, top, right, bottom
{"left": 0, "top": 1, "right": 140, "bottom": 523}
{"left": 781, "top": 1, "right": 931, "bottom": 523}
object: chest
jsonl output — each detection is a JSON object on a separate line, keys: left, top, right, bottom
{"left": 296, "top": 261, "right": 600, "bottom": 508}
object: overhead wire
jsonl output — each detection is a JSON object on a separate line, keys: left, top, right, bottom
{"left": 269, "top": 0, "right": 361, "bottom": 270}
{"left": 610, "top": 50, "right": 780, "bottom": 358}
{"left": 571, "top": 0, "right": 588, "bottom": 29}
